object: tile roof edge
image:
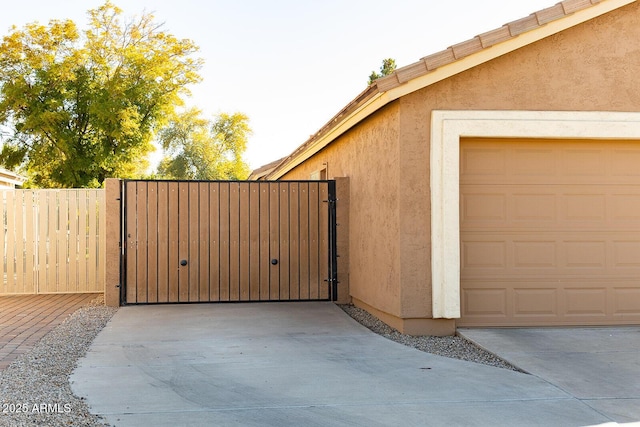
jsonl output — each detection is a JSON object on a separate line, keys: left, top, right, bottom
{"left": 266, "top": 0, "right": 635, "bottom": 180}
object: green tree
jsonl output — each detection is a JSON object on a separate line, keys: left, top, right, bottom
{"left": 156, "top": 109, "right": 251, "bottom": 180}
{"left": 368, "top": 58, "right": 397, "bottom": 85}
{"left": 0, "top": 1, "right": 202, "bottom": 188}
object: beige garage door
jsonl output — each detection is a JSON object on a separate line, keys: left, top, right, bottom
{"left": 459, "top": 137, "right": 640, "bottom": 327}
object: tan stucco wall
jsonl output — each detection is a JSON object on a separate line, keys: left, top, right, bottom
{"left": 282, "top": 2, "right": 640, "bottom": 334}
{"left": 282, "top": 106, "right": 403, "bottom": 317}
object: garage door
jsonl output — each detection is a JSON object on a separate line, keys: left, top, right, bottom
{"left": 459, "top": 138, "right": 640, "bottom": 327}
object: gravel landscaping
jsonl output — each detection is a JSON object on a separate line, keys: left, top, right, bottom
{"left": 0, "top": 296, "right": 117, "bottom": 427}
{"left": 0, "top": 299, "right": 519, "bottom": 426}
{"left": 340, "top": 304, "right": 522, "bottom": 371}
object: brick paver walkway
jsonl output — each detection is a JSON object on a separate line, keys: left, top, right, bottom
{"left": 0, "top": 293, "right": 102, "bottom": 371}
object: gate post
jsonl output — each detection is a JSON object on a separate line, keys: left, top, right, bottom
{"left": 334, "top": 177, "right": 350, "bottom": 304}
{"left": 104, "top": 178, "right": 122, "bottom": 307}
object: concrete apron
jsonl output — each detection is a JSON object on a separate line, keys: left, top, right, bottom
{"left": 458, "top": 327, "right": 640, "bottom": 425}
{"left": 72, "top": 303, "right": 616, "bottom": 427}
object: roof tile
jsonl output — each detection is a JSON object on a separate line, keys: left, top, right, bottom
{"left": 396, "top": 61, "right": 428, "bottom": 83}
{"left": 376, "top": 74, "right": 401, "bottom": 92}
{"left": 422, "top": 48, "right": 456, "bottom": 71}
{"left": 536, "top": 4, "right": 568, "bottom": 24}
{"left": 451, "top": 37, "right": 484, "bottom": 59}
{"left": 508, "top": 14, "right": 540, "bottom": 36}
{"left": 562, "top": 0, "right": 597, "bottom": 14}
{"left": 479, "top": 25, "right": 512, "bottom": 48}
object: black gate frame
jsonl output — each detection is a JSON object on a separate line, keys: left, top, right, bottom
{"left": 119, "top": 179, "right": 338, "bottom": 304}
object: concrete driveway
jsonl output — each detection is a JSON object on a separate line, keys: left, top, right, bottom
{"left": 458, "top": 327, "right": 640, "bottom": 424}
{"left": 72, "top": 303, "right": 630, "bottom": 426}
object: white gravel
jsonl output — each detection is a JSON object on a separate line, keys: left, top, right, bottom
{"left": 0, "top": 299, "right": 519, "bottom": 426}
{"left": 0, "top": 296, "right": 117, "bottom": 427}
{"left": 340, "top": 304, "right": 522, "bottom": 371}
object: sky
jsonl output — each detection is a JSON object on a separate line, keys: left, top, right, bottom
{"left": 0, "top": 0, "right": 558, "bottom": 169}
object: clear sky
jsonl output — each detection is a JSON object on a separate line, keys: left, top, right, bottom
{"left": 0, "top": 0, "right": 557, "bottom": 169}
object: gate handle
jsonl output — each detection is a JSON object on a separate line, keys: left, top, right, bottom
{"left": 271, "top": 259, "right": 278, "bottom": 265}
{"left": 180, "top": 259, "right": 188, "bottom": 266}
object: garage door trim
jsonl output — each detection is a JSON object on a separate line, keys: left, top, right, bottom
{"left": 430, "top": 110, "right": 640, "bottom": 319}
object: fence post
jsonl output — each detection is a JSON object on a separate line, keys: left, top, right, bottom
{"left": 334, "top": 177, "right": 350, "bottom": 304}
{"left": 104, "top": 179, "right": 122, "bottom": 307}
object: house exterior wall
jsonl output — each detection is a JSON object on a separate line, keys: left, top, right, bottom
{"left": 282, "top": 2, "right": 640, "bottom": 334}
{"left": 281, "top": 105, "right": 403, "bottom": 318}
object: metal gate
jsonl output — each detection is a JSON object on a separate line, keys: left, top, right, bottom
{"left": 122, "top": 180, "right": 337, "bottom": 304}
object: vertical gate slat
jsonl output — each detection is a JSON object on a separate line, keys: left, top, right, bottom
{"left": 90, "top": 190, "right": 103, "bottom": 292}
{"left": 57, "top": 191, "right": 69, "bottom": 292}
{"left": 14, "top": 191, "right": 25, "bottom": 293}
{"left": 126, "top": 182, "right": 138, "bottom": 303}
{"left": 0, "top": 192, "right": 6, "bottom": 294}
{"left": 249, "top": 183, "right": 261, "bottom": 300}
{"left": 67, "top": 190, "right": 78, "bottom": 292}
{"left": 318, "top": 182, "right": 330, "bottom": 300}
{"left": 5, "top": 191, "right": 16, "bottom": 292}
{"left": 178, "top": 182, "right": 189, "bottom": 302}
{"left": 298, "top": 183, "right": 310, "bottom": 300}
{"left": 239, "top": 184, "right": 250, "bottom": 301}
{"left": 168, "top": 182, "right": 179, "bottom": 302}
{"left": 47, "top": 191, "right": 59, "bottom": 292}
{"left": 78, "top": 191, "right": 88, "bottom": 290}
{"left": 36, "top": 192, "right": 47, "bottom": 293}
{"left": 269, "top": 184, "right": 280, "bottom": 300}
{"left": 228, "top": 184, "right": 239, "bottom": 300}
{"left": 279, "top": 183, "right": 290, "bottom": 300}
{"left": 199, "top": 183, "right": 210, "bottom": 302}
{"left": 24, "top": 191, "right": 35, "bottom": 293}
{"left": 209, "top": 182, "right": 220, "bottom": 301}
{"left": 147, "top": 182, "right": 159, "bottom": 303}
{"left": 136, "top": 183, "right": 148, "bottom": 303}
{"left": 218, "top": 183, "right": 230, "bottom": 301}
{"left": 157, "top": 182, "right": 169, "bottom": 302}
{"left": 308, "top": 183, "right": 320, "bottom": 299}
{"left": 289, "top": 183, "right": 300, "bottom": 300}
{"left": 228, "top": 184, "right": 240, "bottom": 301}
{"left": 188, "top": 182, "right": 200, "bottom": 302}
{"left": 259, "top": 184, "right": 270, "bottom": 300}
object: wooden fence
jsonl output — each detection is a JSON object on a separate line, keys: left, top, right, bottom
{"left": 0, "top": 189, "right": 105, "bottom": 295}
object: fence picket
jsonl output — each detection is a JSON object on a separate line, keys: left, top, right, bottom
{"left": 0, "top": 188, "right": 105, "bottom": 295}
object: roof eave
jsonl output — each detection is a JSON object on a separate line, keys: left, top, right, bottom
{"left": 267, "top": 0, "right": 636, "bottom": 180}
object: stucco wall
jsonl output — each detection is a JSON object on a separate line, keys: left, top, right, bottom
{"left": 282, "top": 2, "right": 640, "bottom": 329}
{"left": 282, "top": 105, "right": 403, "bottom": 316}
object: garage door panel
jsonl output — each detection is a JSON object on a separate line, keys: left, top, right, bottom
{"left": 563, "top": 149, "right": 606, "bottom": 177}
{"left": 611, "top": 149, "right": 640, "bottom": 177}
{"left": 462, "top": 185, "right": 640, "bottom": 229}
{"left": 613, "top": 288, "right": 640, "bottom": 315}
{"left": 462, "top": 232, "right": 639, "bottom": 276}
{"left": 613, "top": 241, "right": 640, "bottom": 267}
{"left": 462, "top": 287, "right": 508, "bottom": 317}
{"left": 564, "top": 288, "right": 607, "bottom": 316}
{"left": 513, "top": 288, "right": 557, "bottom": 316}
{"left": 460, "top": 280, "right": 640, "bottom": 326}
{"left": 460, "top": 138, "right": 640, "bottom": 327}
{"left": 461, "top": 240, "right": 507, "bottom": 269}
{"left": 513, "top": 241, "right": 556, "bottom": 268}
{"left": 461, "top": 139, "right": 640, "bottom": 185}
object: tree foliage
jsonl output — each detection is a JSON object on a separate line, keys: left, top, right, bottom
{"left": 0, "top": 1, "right": 202, "bottom": 187}
{"left": 368, "top": 58, "right": 397, "bottom": 85}
{"left": 156, "top": 109, "right": 251, "bottom": 181}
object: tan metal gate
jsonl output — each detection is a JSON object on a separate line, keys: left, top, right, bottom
{"left": 122, "top": 180, "right": 337, "bottom": 304}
